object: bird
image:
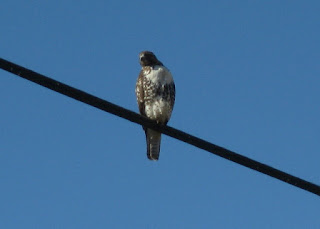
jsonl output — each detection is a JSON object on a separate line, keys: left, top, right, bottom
{"left": 135, "top": 51, "right": 175, "bottom": 160}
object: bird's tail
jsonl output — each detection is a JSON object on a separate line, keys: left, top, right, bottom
{"left": 145, "top": 128, "right": 162, "bottom": 160}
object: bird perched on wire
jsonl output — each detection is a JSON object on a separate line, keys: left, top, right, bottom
{"left": 135, "top": 51, "right": 176, "bottom": 160}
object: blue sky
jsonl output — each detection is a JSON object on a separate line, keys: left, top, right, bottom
{"left": 1, "top": 0, "right": 320, "bottom": 228}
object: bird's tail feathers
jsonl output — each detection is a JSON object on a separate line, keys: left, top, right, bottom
{"left": 146, "top": 129, "right": 161, "bottom": 161}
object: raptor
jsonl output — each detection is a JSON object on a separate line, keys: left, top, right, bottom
{"left": 135, "top": 51, "right": 175, "bottom": 160}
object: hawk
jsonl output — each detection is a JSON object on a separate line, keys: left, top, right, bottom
{"left": 135, "top": 51, "right": 176, "bottom": 160}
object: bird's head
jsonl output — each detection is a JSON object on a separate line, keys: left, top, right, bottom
{"left": 139, "top": 51, "right": 163, "bottom": 67}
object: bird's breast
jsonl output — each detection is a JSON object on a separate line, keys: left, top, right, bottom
{"left": 141, "top": 65, "right": 175, "bottom": 123}
{"left": 144, "top": 65, "right": 173, "bottom": 85}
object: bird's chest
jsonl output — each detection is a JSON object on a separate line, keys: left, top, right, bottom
{"left": 142, "top": 66, "right": 171, "bottom": 100}
{"left": 142, "top": 68, "right": 172, "bottom": 122}
{"left": 143, "top": 66, "right": 168, "bottom": 85}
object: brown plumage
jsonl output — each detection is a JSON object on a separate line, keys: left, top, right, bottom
{"left": 135, "top": 51, "right": 175, "bottom": 160}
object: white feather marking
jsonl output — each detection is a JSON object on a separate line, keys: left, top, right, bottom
{"left": 143, "top": 65, "right": 173, "bottom": 84}
{"left": 145, "top": 98, "right": 173, "bottom": 124}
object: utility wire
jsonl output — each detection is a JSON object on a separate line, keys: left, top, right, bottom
{"left": 1, "top": 57, "right": 319, "bottom": 197}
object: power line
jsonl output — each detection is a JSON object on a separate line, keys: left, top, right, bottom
{"left": 1, "top": 57, "right": 319, "bottom": 197}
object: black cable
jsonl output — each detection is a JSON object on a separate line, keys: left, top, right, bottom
{"left": 1, "top": 57, "right": 319, "bottom": 196}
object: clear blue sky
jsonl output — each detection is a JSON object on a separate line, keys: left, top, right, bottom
{"left": 1, "top": 0, "right": 319, "bottom": 228}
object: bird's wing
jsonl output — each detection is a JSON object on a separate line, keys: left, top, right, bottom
{"left": 135, "top": 70, "right": 146, "bottom": 117}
